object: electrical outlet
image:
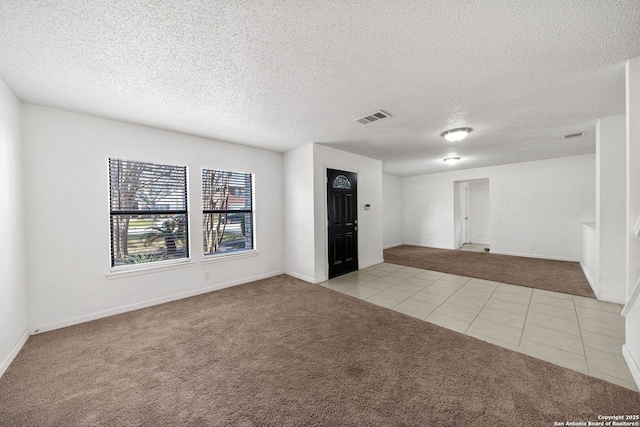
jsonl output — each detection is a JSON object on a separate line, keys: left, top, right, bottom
{"left": 204, "top": 272, "right": 211, "bottom": 280}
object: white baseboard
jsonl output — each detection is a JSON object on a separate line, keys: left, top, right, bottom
{"left": 595, "top": 294, "right": 626, "bottom": 305}
{"left": 383, "top": 243, "right": 403, "bottom": 250}
{"left": 580, "top": 261, "right": 601, "bottom": 298}
{"left": 360, "top": 258, "right": 385, "bottom": 269}
{"left": 622, "top": 276, "right": 640, "bottom": 321}
{"left": 284, "top": 270, "right": 316, "bottom": 284}
{"left": 30, "top": 270, "right": 284, "bottom": 335}
{"left": 490, "top": 250, "right": 578, "bottom": 262}
{"left": 403, "top": 241, "right": 451, "bottom": 250}
{"left": 285, "top": 259, "right": 385, "bottom": 284}
{"left": 0, "top": 329, "right": 29, "bottom": 379}
{"left": 622, "top": 345, "right": 640, "bottom": 391}
{"left": 469, "top": 239, "right": 490, "bottom": 245}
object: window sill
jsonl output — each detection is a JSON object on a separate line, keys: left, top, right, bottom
{"left": 106, "top": 259, "right": 193, "bottom": 280}
{"left": 202, "top": 250, "right": 258, "bottom": 264}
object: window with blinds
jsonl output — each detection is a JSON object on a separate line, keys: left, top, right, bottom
{"left": 109, "top": 158, "right": 189, "bottom": 267}
{"left": 202, "top": 169, "right": 254, "bottom": 255}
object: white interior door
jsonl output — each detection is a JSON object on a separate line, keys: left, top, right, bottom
{"left": 460, "top": 182, "right": 470, "bottom": 244}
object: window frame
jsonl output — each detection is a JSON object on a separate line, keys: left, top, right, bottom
{"left": 108, "top": 158, "right": 190, "bottom": 271}
{"left": 201, "top": 168, "right": 255, "bottom": 258}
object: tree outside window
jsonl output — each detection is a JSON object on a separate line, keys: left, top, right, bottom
{"left": 109, "top": 159, "right": 189, "bottom": 267}
{"left": 202, "top": 169, "right": 253, "bottom": 255}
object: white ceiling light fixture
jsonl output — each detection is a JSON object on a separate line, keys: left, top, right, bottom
{"left": 443, "top": 157, "right": 461, "bottom": 165}
{"left": 441, "top": 127, "right": 473, "bottom": 142}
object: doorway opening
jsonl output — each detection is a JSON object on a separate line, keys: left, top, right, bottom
{"left": 454, "top": 178, "right": 490, "bottom": 252}
{"left": 327, "top": 169, "right": 359, "bottom": 279}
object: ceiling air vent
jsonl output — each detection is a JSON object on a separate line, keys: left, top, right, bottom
{"left": 355, "top": 110, "right": 391, "bottom": 124}
{"left": 562, "top": 132, "right": 585, "bottom": 139}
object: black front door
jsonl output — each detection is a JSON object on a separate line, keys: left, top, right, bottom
{"left": 327, "top": 169, "right": 358, "bottom": 279}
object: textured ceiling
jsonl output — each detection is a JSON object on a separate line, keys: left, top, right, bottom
{"left": 1, "top": 0, "right": 639, "bottom": 176}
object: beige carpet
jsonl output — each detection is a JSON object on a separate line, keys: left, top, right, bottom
{"left": 384, "top": 245, "right": 595, "bottom": 298}
{"left": 1, "top": 275, "right": 636, "bottom": 426}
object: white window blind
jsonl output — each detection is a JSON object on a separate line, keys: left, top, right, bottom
{"left": 202, "top": 169, "right": 254, "bottom": 255}
{"left": 109, "top": 158, "right": 189, "bottom": 267}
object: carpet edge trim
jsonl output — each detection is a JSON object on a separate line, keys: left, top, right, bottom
{"left": 490, "top": 249, "right": 578, "bottom": 262}
{"left": 29, "top": 270, "right": 285, "bottom": 335}
{"left": 0, "top": 328, "right": 29, "bottom": 379}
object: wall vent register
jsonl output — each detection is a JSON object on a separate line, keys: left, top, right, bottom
{"left": 562, "top": 132, "right": 585, "bottom": 139}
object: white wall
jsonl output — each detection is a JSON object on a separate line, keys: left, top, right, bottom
{"left": 283, "top": 144, "right": 316, "bottom": 282}
{"left": 469, "top": 179, "right": 490, "bottom": 245}
{"left": 623, "top": 56, "right": 640, "bottom": 389}
{"left": 0, "top": 79, "right": 29, "bottom": 376}
{"left": 580, "top": 222, "right": 597, "bottom": 287}
{"left": 22, "top": 104, "right": 284, "bottom": 332}
{"left": 282, "top": 143, "right": 383, "bottom": 283}
{"left": 313, "top": 144, "right": 383, "bottom": 282}
{"left": 403, "top": 155, "right": 595, "bottom": 261}
{"left": 382, "top": 173, "right": 404, "bottom": 249}
{"left": 453, "top": 182, "right": 462, "bottom": 248}
{"left": 595, "top": 114, "right": 626, "bottom": 303}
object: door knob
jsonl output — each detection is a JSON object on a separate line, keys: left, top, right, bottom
{"left": 354, "top": 226, "right": 359, "bottom": 231}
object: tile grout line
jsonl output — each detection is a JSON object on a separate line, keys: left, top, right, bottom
{"left": 572, "top": 297, "right": 592, "bottom": 374}
{"left": 363, "top": 267, "right": 431, "bottom": 309}
{"left": 517, "top": 286, "right": 534, "bottom": 349}
{"left": 403, "top": 275, "right": 470, "bottom": 327}
{"left": 451, "top": 282, "right": 525, "bottom": 348}
{"left": 459, "top": 280, "right": 499, "bottom": 334}
{"left": 395, "top": 274, "right": 452, "bottom": 314}
{"left": 578, "top": 326, "right": 626, "bottom": 341}
{"left": 517, "top": 298, "right": 590, "bottom": 359}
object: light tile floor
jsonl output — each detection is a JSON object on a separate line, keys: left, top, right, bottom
{"left": 458, "top": 243, "right": 490, "bottom": 252}
{"left": 318, "top": 262, "right": 638, "bottom": 392}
